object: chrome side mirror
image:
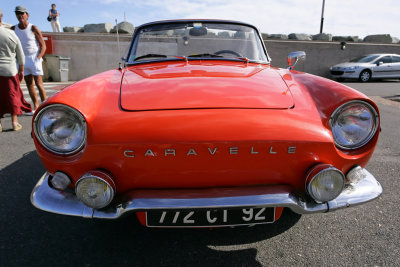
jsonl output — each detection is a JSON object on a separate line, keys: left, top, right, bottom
{"left": 287, "top": 51, "right": 306, "bottom": 70}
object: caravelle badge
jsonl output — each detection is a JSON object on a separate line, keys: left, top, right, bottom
{"left": 124, "top": 146, "right": 296, "bottom": 158}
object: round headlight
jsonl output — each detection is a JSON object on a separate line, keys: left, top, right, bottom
{"left": 306, "top": 164, "right": 345, "bottom": 203}
{"left": 34, "top": 104, "right": 86, "bottom": 154}
{"left": 75, "top": 171, "right": 115, "bottom": 209}
{"left": 330, "top": 101, "right": 379, "bottom": 149}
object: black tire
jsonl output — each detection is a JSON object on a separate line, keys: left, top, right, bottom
{"left": 359, "top": 70, "right": 371, "bottom": 82}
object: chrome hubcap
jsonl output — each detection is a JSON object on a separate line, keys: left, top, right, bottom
{"left": 361, "top": 72, "right": 370, "bottom": 81}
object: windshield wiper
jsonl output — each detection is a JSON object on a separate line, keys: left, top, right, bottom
{"left": 134, "top": 54, "right": 167, "bottom": 61}
{"left": 132, "top": 53, "right": 251, "bottom": 63}
{"left": 188, "top": 53, "right": 223, "bottom": 58}
{"left": 188, "top": 54, "right": 250, "bottom": 63}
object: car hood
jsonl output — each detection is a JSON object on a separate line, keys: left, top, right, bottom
{"left": 120, "top": 61, "right": 293, "bottom": 111}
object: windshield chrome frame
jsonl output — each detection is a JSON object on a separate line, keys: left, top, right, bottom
{"left": 124, "top": 19, "right": 271, "bottom": 65}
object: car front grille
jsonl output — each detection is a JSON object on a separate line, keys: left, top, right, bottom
{"left": 331, "top": 70, "right": 344, "bottom": 75}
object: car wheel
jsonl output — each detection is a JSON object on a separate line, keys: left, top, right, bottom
{"left": 359, "top": 70, "right": 371, "bottom": 82}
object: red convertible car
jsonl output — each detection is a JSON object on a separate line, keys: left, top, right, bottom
{"left": 31, "top": 20, "right": 382, "bottom": 227}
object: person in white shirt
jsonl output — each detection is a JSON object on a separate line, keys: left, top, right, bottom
{"left": 12, "top": 6, "right": 47, "bottom": 112}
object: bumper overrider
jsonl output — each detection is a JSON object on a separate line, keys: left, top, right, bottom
{"left": 31, "top": 168, "right": 383, "bottom": 219}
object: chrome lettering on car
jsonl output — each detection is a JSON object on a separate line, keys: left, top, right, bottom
{"left": 124, "top": 146, "right": 296, "bottom": 158}
{"left": 165, "top": 149, "right": 176, "bottom": 156}
{"left": 145, "top": 149, "right": 155, "bottom": 156}
{"left": 124, "top": 150, "right": 135, "bottom": 157}
{"left": 251, "top": 147, "right": 259, "bottom": 154}
{"left": 187, "top": 149, "right": 198, "bottom": 156}
{"left": 230, "top": 147, "right": 239, "bottom": 155}
{"left": 208, "top": 147, "right": 218, "bottom": 155}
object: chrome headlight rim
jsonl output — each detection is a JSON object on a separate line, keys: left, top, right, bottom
{"left": 330, "top": 100, "right": 379, "bottom": 150}
{"left": 34, "top": 104, "right": 87, "bottom": 155}
{"left": 75, "top": 171, "right": 115, "bottom": 209}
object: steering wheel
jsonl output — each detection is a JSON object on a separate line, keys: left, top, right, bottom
{"left": 214, "top": 50, "right": 242, "bottom": 57}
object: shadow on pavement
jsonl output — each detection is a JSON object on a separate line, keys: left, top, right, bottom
{"left": 0, "top": 151, "right": 301, "bottom": 266}
{"left": 383, "top": 95, "right": 400, "bottom": 102}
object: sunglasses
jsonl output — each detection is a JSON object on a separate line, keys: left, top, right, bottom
{"left": 15, "top": 11, "right": 26, "bottom": 15}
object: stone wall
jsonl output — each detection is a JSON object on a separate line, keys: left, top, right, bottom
{"left": 42, "top": 32, "right": 400, "bottom": 81}
{"left": 265, "top": 40, "right": 400, "bottom": 78}
{"left": 45, "top": 32, "right": 131, "bottom": 81}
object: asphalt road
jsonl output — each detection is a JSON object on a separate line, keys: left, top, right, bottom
{"left": 0, "top": 80, "right": 399, "bottom": 267}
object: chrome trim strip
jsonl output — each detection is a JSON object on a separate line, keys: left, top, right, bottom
{"left": 31, "top": 169, "right": 382, "bottom": 219}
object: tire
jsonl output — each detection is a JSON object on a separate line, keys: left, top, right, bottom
{"left": 359, "top": 70, "right": 371, "bottom": 82}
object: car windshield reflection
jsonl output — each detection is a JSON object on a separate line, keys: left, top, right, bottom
{"left": 128, "top": 21, "right": 269, "bottom": 64}
{"left": 349, "top": 55, "right": 380, "bottom": 63}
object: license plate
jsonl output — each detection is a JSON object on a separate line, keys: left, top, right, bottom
{"left": 146, "top": 207, "right": 275, "bottom": 227}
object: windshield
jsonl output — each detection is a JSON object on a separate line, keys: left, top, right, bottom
{"left": 127, "top": 21, "right": 269, "bottom": 63}
{"left": 349, "top": 55, "right": 380, "bottom": 63}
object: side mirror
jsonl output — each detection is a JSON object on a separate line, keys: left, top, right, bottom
{"left": 287, "top": 51, "right": 306, "bottom": 70}
{"left": 377, "top": 61, "right": 383, "bottom": 66}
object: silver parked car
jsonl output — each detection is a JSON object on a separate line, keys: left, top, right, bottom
{"left": 330, "top": 54, "right": 400, "bottom": 82}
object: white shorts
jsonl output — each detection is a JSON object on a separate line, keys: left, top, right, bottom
{"left": 24, "top": 54, "right": 43, "bottom": 76}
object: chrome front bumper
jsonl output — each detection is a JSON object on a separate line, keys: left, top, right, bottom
{"left": 31, "top": 169, "right": 383, "bottom": 219}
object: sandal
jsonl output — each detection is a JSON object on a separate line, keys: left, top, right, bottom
{"left": 13, "top": 123, "right": 22, "bottom": 131}
{"left": 25, "top": 109, "right": 35, "bottom": 116}
{"left": 0, "top": 123, "right": 2, "bottom": 132}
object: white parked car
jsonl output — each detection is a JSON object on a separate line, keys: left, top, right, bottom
{"left": 330, "top": 54, "right": 400, "bottom": 82}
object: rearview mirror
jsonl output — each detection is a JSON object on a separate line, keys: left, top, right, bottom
{"left": 189, "top": 27, "right": 207, "bottom": 36}
{"left": 287, "top": 51, "right": 306, "bottom": 70}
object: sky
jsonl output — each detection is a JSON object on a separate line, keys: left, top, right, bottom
{"left": 2, "top": 0, "right": 400, "bottom": 39}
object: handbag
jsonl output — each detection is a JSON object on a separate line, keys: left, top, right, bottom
{"left": 47, "top": 16, "right": 52, "bottom": 22}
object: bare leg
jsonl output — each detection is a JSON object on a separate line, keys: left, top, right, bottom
{"left": 34, "top": 75, "right": 47, "bottom": 103}
{"left": 11, "top": 114, "right": 21, "bottom": 131}
{"left": 25, "top": 75, "right": 39, "bottom": 110}
{"left": 11, "top": 115, "right": 18, "bottom": 125}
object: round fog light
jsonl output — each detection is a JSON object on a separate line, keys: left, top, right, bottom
{"left": 346, "top": 165, "right": 366, "bottom": 184}
{"left": 306, "top": 164, "right": 345, "bottom": 203}
{"left": 50, "top": 171, "right": 71, "bottom": 190}
{"left": 75, "top": 171, "right": 115, "bottom": 209}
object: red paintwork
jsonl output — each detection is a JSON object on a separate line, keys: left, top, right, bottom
{"left": 121, "top": 61, "right": 293, "bottom": 110}
{"left": 32, "top": 60, "right": 380, "bottom": 225}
